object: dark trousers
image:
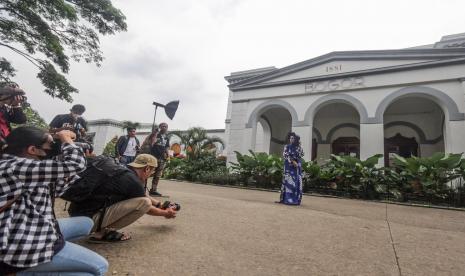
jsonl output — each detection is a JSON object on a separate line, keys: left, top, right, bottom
{"left": 150, "top": 159, "right": 166, "bottom": 191}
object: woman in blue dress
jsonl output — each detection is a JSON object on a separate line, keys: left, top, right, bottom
{"left": 279, "top": 132, "right": 304, "bottom": 205}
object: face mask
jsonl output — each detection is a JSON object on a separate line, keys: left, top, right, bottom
{"left": 37, "top": 142, "right": 61, "bottom": 160}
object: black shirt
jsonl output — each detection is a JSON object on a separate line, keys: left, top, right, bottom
{"left": 50, "top": 114, "right": 87, "bottom": 140}
{"left": 69, "top": 168, "right": 146, "bottom": 217}
{"left": 151, "top": 132, "right": 170, "bottom": 160}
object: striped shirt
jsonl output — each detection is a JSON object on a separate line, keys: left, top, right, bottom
{"left": 0, "top": 143, "right": 86, "bottom": 268}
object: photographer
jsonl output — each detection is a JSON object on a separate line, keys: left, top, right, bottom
{"left": 50, "top": 104, "right": 88, "bottom": 142}
{"left": 115, "top": 127, "right": 140, "bottom": 165}
{"left": 68, "top": 154, "right": 177, "bottom": 243}
{"left": 0, "top": 83, "right": 27, "bottom": 142}
{"left": 148, "top": 122, "right": 170, "bottom": 197}
{"left": 0, "top": 127, "right": 108, "bottom": 275}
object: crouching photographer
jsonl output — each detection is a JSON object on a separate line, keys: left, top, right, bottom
{"left": 0, "top": 127, "right": 108, "bottom": 275}
{"left": 64, "top": 154, "right": 180, "bottom": 243}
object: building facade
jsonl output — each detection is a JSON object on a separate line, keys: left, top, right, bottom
{"left": 224, "top": 33, "right": 465, "bottom": 166}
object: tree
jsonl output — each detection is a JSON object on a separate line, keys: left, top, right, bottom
{"left": 0, "top": 0, "right": 127, "bottom": 102}
{"left": 170, "top": 127, "right": 224, "bottom": 160}
{"left": 121, "top": 120, "right": 140, "bottom": 130}
{"left": 102, "top": 135, "right": 118, "bottom": 157}
{"left": 11, "top": 105, "right": 48, "bottom": 129}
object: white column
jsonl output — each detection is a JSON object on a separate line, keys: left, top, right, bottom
{"left": 292, "top": 125, "right": 313, "bottom": 161}
{"left": 242, "top": 126, "right": 257, "bottom": 153}
{"left": 444, "top": 120, "right": 465, "bottom": 154}
{"left": 461, "top": 78, "right": 465, "bottom": 98}
{"left": 360, "top": 123, "right": 384, "bottom": 165}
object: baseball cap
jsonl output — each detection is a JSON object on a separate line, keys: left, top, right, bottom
{"left": 128, "top": 154, "right": 158, "bottom": 168}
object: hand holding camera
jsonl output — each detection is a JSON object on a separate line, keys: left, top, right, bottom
{"left": 56, "top": 130, "right": 76, "bottom": 144}
{"left": 0, "top": 84, "right": 27, "bottom": 106}
{"left": 161, "top": 200, "right": 181, "bottom": 211}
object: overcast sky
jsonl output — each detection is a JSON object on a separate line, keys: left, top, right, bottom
{"left": 2, "top": 0, "right": 465, "bottom": 130}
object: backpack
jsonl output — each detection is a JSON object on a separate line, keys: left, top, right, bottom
{"left": 61, "top": 155, "right": 129, "bottom": 203}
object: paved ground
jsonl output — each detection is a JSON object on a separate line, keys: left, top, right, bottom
{"left": 57, "top": 180, "right": 465, "bottom": 276}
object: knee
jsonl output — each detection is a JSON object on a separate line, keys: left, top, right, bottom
{"left": 96, "top": 256, "right": 109, "bottom": 276}
{"left": 137, "top": 197, "right": 152, "bottom": 210}
{"left": 80, "top": 216, "right": 94, "bottom": 233}
{"left": 72, "top": 216, "right": 94, "bottom": 235}
{"left": 87, "top": 253, "right": 109, "bottom": 276}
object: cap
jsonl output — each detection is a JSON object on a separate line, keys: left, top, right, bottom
{"left": 128, "top": 154, "right": 158, "bottom": 168}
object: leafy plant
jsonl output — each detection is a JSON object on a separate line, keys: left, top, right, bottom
{"left": 164, "top": 152, "right": 227, "bottom": 182}
{"left": 102, "top": 135, "right": 118, "bottom": 158}
{"left": 230, "top": 150, "right": 283, "bottom": 188}
{"left": 170, "top": 127, "right": 224, "bottom": 160}
{"left": 392, "top": 153, "right": 463, "bottom": 201}
{"left": 11, "top": 105, "right": 48, "bottom": 130}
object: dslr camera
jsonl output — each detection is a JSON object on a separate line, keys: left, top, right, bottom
{"left": 0, "top": 83, "right": 28, "bottom": 106}
{"left": 161, "top": 200, "right": 181, "bottom": 211}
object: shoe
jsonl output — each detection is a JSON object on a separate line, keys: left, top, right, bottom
{"left": 149, "top": 190, "right": 163, "bottom": 197}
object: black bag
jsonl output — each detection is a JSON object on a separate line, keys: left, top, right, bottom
{"left": 61, "top": 155, "right": 129, "bottom": 203}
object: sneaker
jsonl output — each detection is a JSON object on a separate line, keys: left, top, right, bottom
{"left": 149, "top": 190, "right": 163, "bottom": 197}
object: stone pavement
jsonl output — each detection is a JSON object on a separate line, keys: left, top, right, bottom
{"left": 56, "top": 180, "right": 465, "bottom": 276}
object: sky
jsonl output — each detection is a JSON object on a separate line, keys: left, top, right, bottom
{"left": 2, "top": 0, "right": 465, "bottom": 130}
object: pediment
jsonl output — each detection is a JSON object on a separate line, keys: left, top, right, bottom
{"left": 229, "top": 49, "right": 465, "bottom": 90}
{"left": 261, "top": 59, "right": 433, "bottom": 83}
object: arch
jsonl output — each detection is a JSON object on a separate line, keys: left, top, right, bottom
{"left": 245, "top": 99, "right": 298, "bottom": 128}
{"left": 257, "top": 116, "right": 272, "bottom": 153}
{"left": 384, "top": 121, "right": 443, "bottom": 144}
{"left": 325, "top": 123, "right": 360, "bottom": 143}
{"left": 375, "top": 86, "right": 465, "bottom": 123}
{"left": 312, "top": 127, "right": 323, "bottom": 144}
{"left": 304, "top": 94, "right": 370, "bottom": 124}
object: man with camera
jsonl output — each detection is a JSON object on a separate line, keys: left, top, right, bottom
{"left": 149, "top": 122, "right": 170, "bottom": 197}
{"left": 0, "top": 83, "right": 27, "bottom": 143}
{"left": 49, "top": 104, "right": 88, "bottom": 142}
{"left": 67, "top": 154, "right": 178, "bottom": 243}
{"left": 116, "top": 127, "right": 140, "bottom": 165}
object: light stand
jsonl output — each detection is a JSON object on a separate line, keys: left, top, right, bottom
{"left": 151, "top": 100, "right": 179, "bottom": 132}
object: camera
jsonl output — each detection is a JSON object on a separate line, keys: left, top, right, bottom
{"left": 0, "top": 84, "right": 28, "bottom": 106}
{"left": 49, "top": 139, "right": 94, "bottom": 158}
{"left": 161, "top": 200, "right": 181, "bottom": 211}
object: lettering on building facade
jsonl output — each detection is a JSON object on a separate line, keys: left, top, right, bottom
{"left": 325, "top": 64, "right": 342, "bottom": 73}
{"left": 305, "top": 77, "right": 364, "bottom": 93}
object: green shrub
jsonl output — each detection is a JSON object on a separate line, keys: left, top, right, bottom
{"left": 230, "top": 150, "right": 283, "bottom": 189}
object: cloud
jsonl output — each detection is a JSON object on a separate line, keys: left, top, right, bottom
{"left": 3, "top": 0, "right": 465, "bottom": 132}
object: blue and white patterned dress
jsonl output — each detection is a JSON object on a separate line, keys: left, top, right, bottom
{"left": 280, "top": 144, "right": 304, "bottom": 205}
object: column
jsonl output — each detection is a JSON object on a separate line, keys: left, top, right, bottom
{"left": 461, "top": 78, "right": 465, "bottom": 98}
{"left": 242, "top": 125, "right": 257, "bottom": 153}
{"left": 360, "top": 123, "right": 384, "bottom": 165}
{"left": 292, "top": 125, "right": 313, "bottom": 162}
{"left": 444, "top": 120, "right": 465, "bottom": 154}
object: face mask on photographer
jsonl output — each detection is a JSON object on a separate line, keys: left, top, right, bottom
{"left": 71, "top": 113, "right": 81, "bottom": 121}
{"left": 32, "top": 135, "right": 59, "bottom": 160}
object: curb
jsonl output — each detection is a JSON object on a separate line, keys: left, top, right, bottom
{"left": 165, "top": 178, "right": 465, "bottom": 212}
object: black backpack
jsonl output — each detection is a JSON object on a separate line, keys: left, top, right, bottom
{"left": 61, "top": 155, "right": 129, "bottom": 203}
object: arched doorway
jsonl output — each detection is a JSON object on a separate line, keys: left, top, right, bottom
{"left": 254, "top": 108, "right": 292, "bottom": 155}
{"left": 383, "top": 97, "right": 445, "bottom": 166}
{"left": 312, "top": 103, "right": 360, "bottom": 161}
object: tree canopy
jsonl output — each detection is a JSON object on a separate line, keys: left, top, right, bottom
{"left": 0, "top": 0, "right": 127, "bottom": 102}
{"left": 121, "top": 120, "right": 140, "bottom": 130}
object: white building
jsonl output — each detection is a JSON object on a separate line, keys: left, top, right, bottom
{"left": 224, "top": 33, "right": 465, "bottom": 166}
{"left": 86, "top": 120, "right": 226, "bottom": 156}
